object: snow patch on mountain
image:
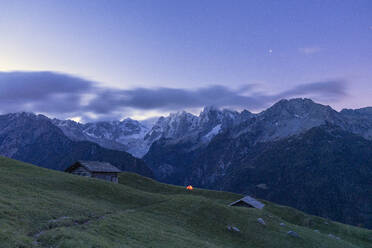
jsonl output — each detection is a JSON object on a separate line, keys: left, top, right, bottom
{"left": 52, "top": 117, "right": 152, "bottom": 155}
{"left": 50, "top": 106, "right": 249, "bottom": 158}
{"left": 203, "top": 124, "right": 221, "bottom": 141}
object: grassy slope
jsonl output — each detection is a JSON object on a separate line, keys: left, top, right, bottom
{"left": 0, "top": 156, "right": 371, "bottom": 248}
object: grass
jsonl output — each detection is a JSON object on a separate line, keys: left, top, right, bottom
{"left": 0, "top": 156, "right": 371, "bottom": 248}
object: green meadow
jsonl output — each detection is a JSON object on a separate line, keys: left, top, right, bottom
{"left": 0, "top": 156, "right": 371, "bottom": 248}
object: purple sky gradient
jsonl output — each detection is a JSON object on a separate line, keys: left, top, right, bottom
{"left": 0, "top": 0, "right": 371, "bottom": 121}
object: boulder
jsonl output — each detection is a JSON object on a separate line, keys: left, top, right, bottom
{"left": 287, "top": 231, "right": 299, "bottom": 237}
{"left": 257, "top": 218, "right": 266, "bottom": 225}
{"left": 227, "top": 225, "right": 240, "bottom": 232}
{"left": 328, "top": 234, "right": 341, "bottom": 240}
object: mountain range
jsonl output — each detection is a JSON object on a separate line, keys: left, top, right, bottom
{"left": 51, "top": 98, "right": 372, "bottom": 160}
{"left": 1, "top": 98, "right": 372, "bottom": 228}
{"left": 0, "top": 112, "right": 152, "bottom": 177}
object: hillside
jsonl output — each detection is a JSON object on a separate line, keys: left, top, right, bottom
{"left": 146, "top": 122, "right": 372, "bottom": 228}
{"left": 219, "top": 124, "right": 372, "bottom": 228}
{"left": 0, "top": 156, "right": 371, "bottom": 248}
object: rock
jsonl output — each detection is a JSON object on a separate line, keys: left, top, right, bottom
{"left": 227, "top": 225, "right": 240, "bottom": 232}
{"left": 314, "top": 229, "right": 320, "bottom": 233}
{"left": 328, "top": 234, "right": 341, "bottom": 240}
{"left": 287, "top": 231, "right": 299, "bottom": 237}
{"left": 280, "top": 222, "right": 286, "bottom": 226}
{"left": 324, "top": 221, "right": 329, "bottom": 225}
{"left": 257, "top": 218, "right": 266, "bottom": 225}
{"left": 48, "top": 216, "right": 71, "bottom": 223}
{"left": 256, "top": 183, "right": 268, "bottom": 189}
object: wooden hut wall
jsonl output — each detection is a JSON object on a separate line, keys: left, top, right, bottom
{"left": 71, "top": 166, "right": 92, "bottom": 177}
{"left": 92, "top": 172, "right": 118, "bottom": 183}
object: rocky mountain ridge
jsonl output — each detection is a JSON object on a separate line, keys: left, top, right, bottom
{"left": 53, "top": 105, "right": 246, "bottom": 158}
{"left": 46, "top": 98, "right": 372, "bottom": 160}
{"left": 143, "top": 98, "right": 372, "bottom": 182}
{"left": 0, "top": 112, "right": 153, "bottom": 177}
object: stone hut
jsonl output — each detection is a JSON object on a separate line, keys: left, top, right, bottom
{"left": 65, "top": 161, "right": 121, "bottom": 183}
{"left": 229, "top": 195, "right": 265, "bottom": 209}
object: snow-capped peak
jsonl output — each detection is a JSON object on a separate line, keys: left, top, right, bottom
{"left": 49, "top": 106, "right": 250, "bottom": 158}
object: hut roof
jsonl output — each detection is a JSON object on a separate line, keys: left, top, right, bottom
{"left": 66, "top": 161, "right": 121, "bottom": 173}
{"left": 229, "top": 195, "right": 265, "bottom": 209}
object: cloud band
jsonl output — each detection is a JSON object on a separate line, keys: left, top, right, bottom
{"left": 0, "top": 71, "right": 346, "bottom": 121}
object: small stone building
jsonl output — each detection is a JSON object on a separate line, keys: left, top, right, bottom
{"left": 229, "top": 195, "right": 265, "bottom": 209}
{"left": 65, "top": 161, "right": 121, "bottom": 183}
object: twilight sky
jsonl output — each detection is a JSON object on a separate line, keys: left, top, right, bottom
{"left": 1, "top": 0, "right": 371, "bottom": 122}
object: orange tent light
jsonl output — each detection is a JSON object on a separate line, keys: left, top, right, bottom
{"left": 186, "top": 185, "right": 194, "bottom": 190}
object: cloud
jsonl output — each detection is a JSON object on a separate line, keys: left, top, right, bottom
{"left": 86, "top": 81, "right": 346, "bottom": 115}
{"left": 0, "top": 71, "right": 95, "bottom": 115}
{"left": 0, "top": 71, "right": 347, "bottom": 121}
{"left": 298, "top": 46, "right": 321, "bottom": 55}
{"left": 275, "top": 80, "right": 346, "bottom": 101}
{"left": 86, "top": 85, "right": 262, "bottom": 113}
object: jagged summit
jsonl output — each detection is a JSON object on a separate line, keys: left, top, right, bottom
{"left": 199, "top": 105, "right": 220, "bottom": 114}
{"left": 275, "top": 97, "right": 315, "bottom": 104}
{"left": 341, "top": 107, "right": 372, "bottom": 116}
{"left": 265, "top": 98, "right": 333, "bottom": 114}
{"left": 8, "top": 111, "right": 48, "bottom": 120}
{"left": 51, "top": 116, "right": 151, "bottom": 157}
{"left": 199, "top": 105, "right": 239, "bottom": 116}
{"left": 12, "top": 111, "right": 37, "bottom": 116}
{"left": 259, "top": 98, "right": 338, "bottom": 126}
